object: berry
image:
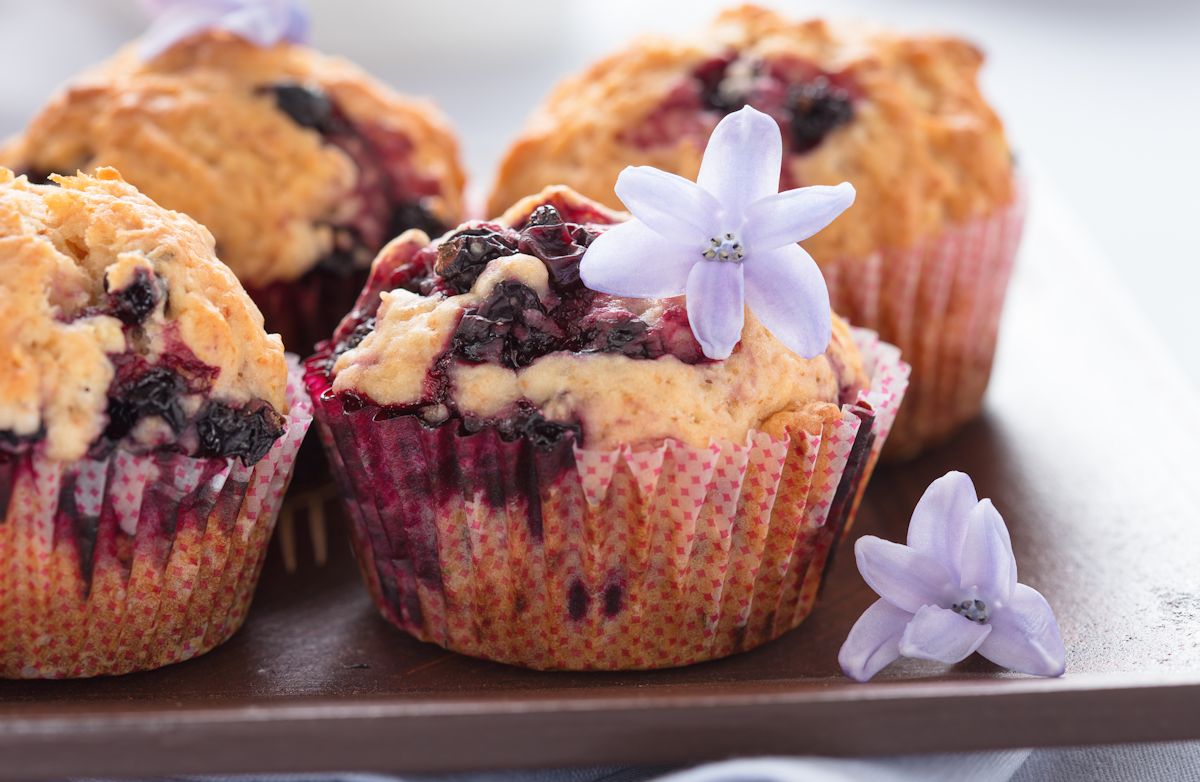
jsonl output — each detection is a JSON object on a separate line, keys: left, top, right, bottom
{"left": 105, "top": 268, "right": 164, "bottom": 326}
{"left": 517, "top": 222, "right": 589, "bottom": 292}
{"left": 196, "top": 402, "right": 287, "bottom": 466}
{"left": 451, "top": 281, "right": 564, "bottom": 369}
{"left": 389, "top": 200, "right": 446, "bottom": 240}
{"left": 265, "top": 83, "right": 339, "bottom": 134}
{"left": 576, "top": 316, "right": 653, "bottom": 358}
{"left": 436, "top": 227, "right": 520, "bottom": 294}
{"left": 788, "top": 77, "right": 854, "bottom": 153}
{"left": 104, "top": 367, "right": 187, "bottom": 441}
{"left": 0, "top": 427, "right": 42, "bottom": 454}
{"left": 513, "top": 406, "right": 580, "bottom": 451}
{"left": 526, "top": 204, "right": 564, "bottom": 228}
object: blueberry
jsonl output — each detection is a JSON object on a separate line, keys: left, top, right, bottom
{"left": 517, "top": 222, "right": 589, "bottom": 292}
{"left": 788, "top": 77, "right": 854, "bottom": 153}
{"left": 265, "top": 83, "right": 340, "bottom": 134}
{"left": 104, "top": 367, "right": 187, "bottom": 441}
{"left": 105, "top": 268, "right": 164, "bottom": 326}
{"left": 196, "top": 402, "right": 286, "bottom": 466}
{"left": 389, "top": 200, "right": 447, "bottom": 240}
{"left": 513, "top": 406, "right": 580, "bottom": 451}
{"left": 577, "top": 316, "right": 654, "bottom": 358}
{"left": 332, "top": 316, "right": 376, "bottom": 359}
{"left": 436, "top": 227, "right": 519, "bottom": 294}
{"left": 526, "top": 204, "right": 564, "bottom": 228}
{"left": 451, "top": 281, "right": 564, "bottom": 369}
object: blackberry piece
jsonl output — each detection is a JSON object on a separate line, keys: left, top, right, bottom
{"left": 332, "top": 316, "right": 377, "bottom": 359}
{"left": 436, "top": 227, "right": 519, "bottom": 294}
{"left": 104, "top": 367, "right": 188, "bottom": 441}
{"left": 105, "top": 268, "right": 164, "bottom": 326}
{"left": 18, "top": 169, "right": 58, "bottom": 186}
{"left": 787, "top": 77, "right": 854, "bottom": 153}
{"left": 265, "top": 83, "right": 340, "bottom": 134}
{"left": 196, "top": 402, "right": 287, "bottom": 466}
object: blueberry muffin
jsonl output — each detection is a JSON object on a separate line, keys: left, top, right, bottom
{"left": 1, "top": 30, "right": 466, "bottom": 353}
{"left": 489, "top": 5, "right": 1022, "bottom": 458}
{"left": 306, "top": 186, "right": 908, "bottom": 670}
{"left": 0, "top": 168, "right": 311, "bottom": 678}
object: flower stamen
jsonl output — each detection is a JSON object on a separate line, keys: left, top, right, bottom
{"left": 951, "top": 599, "right": 990, "bottom": 624}
{"left": 702, "top": 233, "right": 745, "bottom": 263}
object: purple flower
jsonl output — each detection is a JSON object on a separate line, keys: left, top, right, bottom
{"left": 839, "top": 471, "right": 1066, "bottom": 682}
{"left": 139, "top": 0, "right": 309, "bottom": 60}
{"left": 579, "top": 106, "right": 854, "bottom": 361}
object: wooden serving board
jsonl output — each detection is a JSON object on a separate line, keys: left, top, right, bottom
{"left": 2, "top": 183, "right": 1198, "bottom": 780}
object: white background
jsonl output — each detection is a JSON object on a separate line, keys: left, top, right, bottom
{"left": 2, "top": 0, "right": 1197, "bottom": 385}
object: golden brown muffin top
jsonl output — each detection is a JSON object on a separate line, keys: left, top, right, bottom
{"left": 489, "top": 5, "right": 1013, "bottom": 260}
{"left": 1, "top": 31, "right": 466, "bottom": 287}
{"left": 0, "top": 168, "right": 287, "bottom": 463}
{"left": 324, "top": 186, "right": 867, "bottom": 451}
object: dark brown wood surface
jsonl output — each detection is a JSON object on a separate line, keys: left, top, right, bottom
{"left": 2, "top": 195, "right": 1199, "bottom": 780}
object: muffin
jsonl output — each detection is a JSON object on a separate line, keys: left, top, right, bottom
{"left": 1, "top": 29, "right": 466, "bottom": 353}
{"left": 488, "top": 5, "right": 1022, "bottom": 458}
{"left": 306, "top": 186, "right": 908, "bottom": 670}
{"left": 0, "top": 168, "right": 311, "bottom": 678}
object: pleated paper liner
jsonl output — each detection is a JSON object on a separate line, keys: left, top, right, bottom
{"left": 306, "top": 328, "right": 909, "bottom": 670}
{"left": 247, "top": 266, "right": 370, "bottom": 356}
{"left": 822, "top": 185, "right": 1026, "bottom": 460}
{"left": 0, "top": 363, "right": 313, "bottom": 679}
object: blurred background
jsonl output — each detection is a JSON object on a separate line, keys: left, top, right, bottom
{"left": 2, "top": 0, "right": 1198, "bottom": 383}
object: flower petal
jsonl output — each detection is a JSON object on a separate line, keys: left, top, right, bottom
{"left": 958, "top": 499, "right": 1017, "bottom": 603}
{"left": 899, "top": 604, "right": 992, "bottom": 664}
{"left": 743, "top": 243, "right": 831, "bottom": 358}
{"left": 838, "top": 598, "right": 911, "bottom": 682}
{"left": 696, "top": 106, "right": 782, "bottom": 220}
{"left": 580, "top": 220, "right": 695, "bottom": 298}
{"left": 978, "top": 583, "right": 1066, "bottom": 677}
{"left": 139, "top": 4, "right": 232, "bottom": 59}
{"left": 742, "top": 183, "right": 856, "bottom": 250}
{"left": 615, "top": 167, "right": 721, "bottom": 244}
{"left": 907, "top": 471, "right": 979, "bottom": 582}
{"left": 854, "top": 536, "right": 953, "bottom": 614}
{"left": 685, "top": 261, "right": 744, "bottom": 360}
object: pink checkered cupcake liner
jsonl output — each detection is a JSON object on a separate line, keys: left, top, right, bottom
{"left": 306, "top": 328, "right": 909, "bottom": 670}
{"left": 0, "top": 362, "right": 313, "bottom": 678}
{"left": 822, "top": 185, "right": 1026, "bottom": 458}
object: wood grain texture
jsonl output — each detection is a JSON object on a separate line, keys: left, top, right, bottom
{"left": 1, "top": 186, "right": 1198, "bottom": 779}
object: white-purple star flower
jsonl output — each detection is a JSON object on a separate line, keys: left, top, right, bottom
{"left": 579, "top": 106, "right": 855, "bottom": 361}
{"left": 139, "top": 0, "right": 309, "bottom": 60}
{"left": 839, "top": 471, "right": 1066, "bottom": 682}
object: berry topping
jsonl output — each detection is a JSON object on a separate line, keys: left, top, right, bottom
{"left": 526, "top": 204, "right": 564, "bottom": 228}
{"left": 105, "top": 268, "right": 165, "bottom": 326}
{"left": 788, "top": 77, "right": 854, "bottom": 153}
{"left": 265, "top": 83, "right": 340, "bottom": 134}
{"left": 452, "top": 281, "right": 564, "bottom": 368}
{"left": 196, "top": 402, "right": 287, "bottom": 466}
{"left": 517, "top": 219, "right": 592, "bottom": 292}
{"left": 435, "top": 227, "right": 520, "bottom": 294}
{"left": 103, "top": 367, "right": 188, "bottom": 442}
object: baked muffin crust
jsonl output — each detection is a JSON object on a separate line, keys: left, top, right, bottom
{"left": 326, "top": 186, "right": 867, "bottom": 450}
{"left": 1, "top": 31, "right": 466, "bottom": 288}
{"left": 0, "top": 168, "right": 286, "bottom": 462}
{"left": 488, "top": 5, "right": 1013, "bottom": 261}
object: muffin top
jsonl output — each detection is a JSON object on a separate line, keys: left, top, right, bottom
{"left": 321, "top": 187, "right": 867, "bottom": 451}
{"left": 0, "top": 30, "right": 466, "bottom": 288}
{"left": 488, "top": 5, "right": 1013, "bottom": 260}
{"left": 0, "top": 168, "right": 287, "bottom": 464}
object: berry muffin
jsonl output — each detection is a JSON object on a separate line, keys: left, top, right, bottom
{"left": 306, "top": 186, "right": 908, "bottom": 670}
{"left": 1, "top": 29, "right": 466, "bottom": 353}
{"left": 489, "top": 5, "right": 1023, "bottom": 458}
{"left": 0, "top": 168, "right": 311, "bottom": 678}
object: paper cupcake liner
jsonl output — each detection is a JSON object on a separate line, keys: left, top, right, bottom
{"left": 0, "top": 363, "right": 313, "bottom": 679}
{"left": 822, "top": 187, "right": 1026, "bottom": 459}
{"left": 248, "top": 267, "right": 370, "bottom": 355}
{"left": 306, "top": 329, "right": 909, "bottom": 670}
